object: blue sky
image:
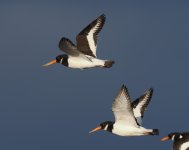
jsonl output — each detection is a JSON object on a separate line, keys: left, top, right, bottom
{"left": 0, "top": 1, "right": 189, "bottom": 150}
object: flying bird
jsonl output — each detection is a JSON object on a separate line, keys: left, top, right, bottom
{"left": 43, "top": 14, "right": 114, "bottom": 69}
{"left": 161, "top": 132, "right": 189, "bottom": 150}
{"left": 89, "top": 85, "right": 159, "bottom": 136}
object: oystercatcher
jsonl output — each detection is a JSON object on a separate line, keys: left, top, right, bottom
{"left": 89, "top": 85, "right": 159, "bottom": 136}
{"left": 161, "top": 132, "right": 189, "bottom": 150}
{"left": 43, "top": 14, "right": 114, "bottom": 69}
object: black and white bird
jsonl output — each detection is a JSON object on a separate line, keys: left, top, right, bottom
{"left": 89, "top": 85, "right": 159, "bottom": 136}
{"left": 43, "top": 14, "right": 114, "bottom": 69}
{"left": 161, "top": 132, "right": 189, "bottom": 150}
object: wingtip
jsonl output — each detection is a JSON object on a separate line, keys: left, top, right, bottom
{"left": 149, "top": 88, "right": 154, "bottom": 93}
{"left": 120, "top": 84, "right": 126, "bottom": 89}
{"left": 100, "top": 14, "right": 106, "bottom": 17}
{"left": 59, "top": 37, "right": 66, "bottom": 46}
{"left": 120, "top": 84, "right": 129, "bottom": 94}
{"left": 143, "top": 88, "right": 154, "bottom": 98}
{"left": 59, "top": 37, "right": 68, "bottom": 43}
{"left": 99, "top": 14, "right": 106, "bottom": 20}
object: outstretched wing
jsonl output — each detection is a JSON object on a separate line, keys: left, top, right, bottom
{"left": 112, "top": 85, "right": 139, "bottom": 127}
{"left": 59, "top": 37, "right": 79, "bottom": 56}
{"left": 132, "top": 88, "right": 153, "bottom": 125}
{"left": 76, "top": 14, "right": 106, "bottom": 58}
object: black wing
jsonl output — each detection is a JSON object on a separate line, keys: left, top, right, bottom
{"left": 132, "top": 88, "right": 153, "bottom": 125}
{"left": 59, "top": 37, "right": 79, "bottom": 56}
{"left": 76, "top": 14, "right": 106, "bottom": 58}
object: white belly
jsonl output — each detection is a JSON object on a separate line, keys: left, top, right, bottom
{"left": 112, "top": 123, "right": 152, "bottom": 136}
{"left": 68, "top": 56, "right": 105, "bottom": 69}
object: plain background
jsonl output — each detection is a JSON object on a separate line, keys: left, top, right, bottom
{"left": 0, "top": 0, "right": 189, "bottom": 149}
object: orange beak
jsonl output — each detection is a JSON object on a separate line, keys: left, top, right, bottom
{"left": 43, "top": 59, "right": 57, "bottom": 67}
{"left": 161, "top": 136, "right": 170, "bottom": 141}
{"left": 89, "top": 126, "right": 102, "bottom": 133}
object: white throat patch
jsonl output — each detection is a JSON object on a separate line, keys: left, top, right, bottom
{"left": 104, "top": 125, "right": 108, "bottom": 130}
{"left": 60, "top": 58, "right": 63, "bottom": 64}
{"left": 172, "top": 135, "right": 175, "bottom": 141}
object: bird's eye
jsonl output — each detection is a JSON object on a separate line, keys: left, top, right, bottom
{"left": 179, "top": 135, "right": 183, "bottom": 139}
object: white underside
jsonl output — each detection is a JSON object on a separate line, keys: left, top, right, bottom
{"left": 180, "top": 141, "right": 189, "bottom": 150}
{"left": 68, "top": 55, "right": 105, "bottom": 69}
{"left": 112, "top": 122, "right": 153, "bottom": 136}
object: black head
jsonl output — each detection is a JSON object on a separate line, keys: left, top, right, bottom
{"left": 168, "top": 132, "right": 189, "bottom": 141}
{"left": 56, "top": 54, "right": 68, "bottom": 66}
{"left": 168, "top": 133, "right": 180, "bottom": 141}
{"left": 43, "top": 54, "right": 68, "bottom": 67}
{"left": 100, "top": 121, "right": 114, "bottom": 131}
{"left": 161, "top": 132, "right": 179, "bottom": 141}
{"left": 162, "top": 132, "right": 189, "bottom": 141}
{"left": 89, "top": 121, "right": 114, "bottom": 133}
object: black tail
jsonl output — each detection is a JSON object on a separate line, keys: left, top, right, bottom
{"left": 150, "top": 129, "right": 159, "bottom": 136}
{"left": 103, "top": 60, "right": 115, "bottom": 68}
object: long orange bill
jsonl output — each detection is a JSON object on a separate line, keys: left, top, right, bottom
{"left": 161, "top": 136, "right": 170, "bottom": 141}
{"left": 43, "top": 59, "right": 57, "bottom": 67}
{"left": 89, "top": 126, "right": 102, "bottom": 133}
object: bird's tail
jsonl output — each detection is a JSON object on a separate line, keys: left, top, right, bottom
{"left": 103, "top": 60, "right": 115, "bottom": 68}
{"left": 149, "top": 129, "right": 159, "bottom": 136}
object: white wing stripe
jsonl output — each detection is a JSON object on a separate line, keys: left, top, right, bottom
{"left": 86, "top": 31, "right": 96, "bottom": 56}
{"left": 86, "top": 21, "right": 101, "bottom": 57}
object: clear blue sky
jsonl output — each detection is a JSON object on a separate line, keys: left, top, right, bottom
{"left": 0, "top": 1, "right": 189, "bottom": 150}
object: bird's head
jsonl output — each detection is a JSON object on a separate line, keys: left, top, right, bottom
{"left": 89, "top": 121, "right": 114, "bottom": 133}
{"left": 56, "top": 55, "right": 65, "bottom": 63}
{"left": 43, "top": 55, "right": 68, "bottom": 67}
{"left": 161, "top": 132, "right": 184, "bottom": 141}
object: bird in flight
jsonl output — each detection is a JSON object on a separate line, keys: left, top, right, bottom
{"left": 89, "top": 85, "right": 159, "bottom": 136}
{"left": 43, "top": 14, "right": 114, "bottom": 69}
{"left": 161, "top": 132, "right": 189, "bottom": 150}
